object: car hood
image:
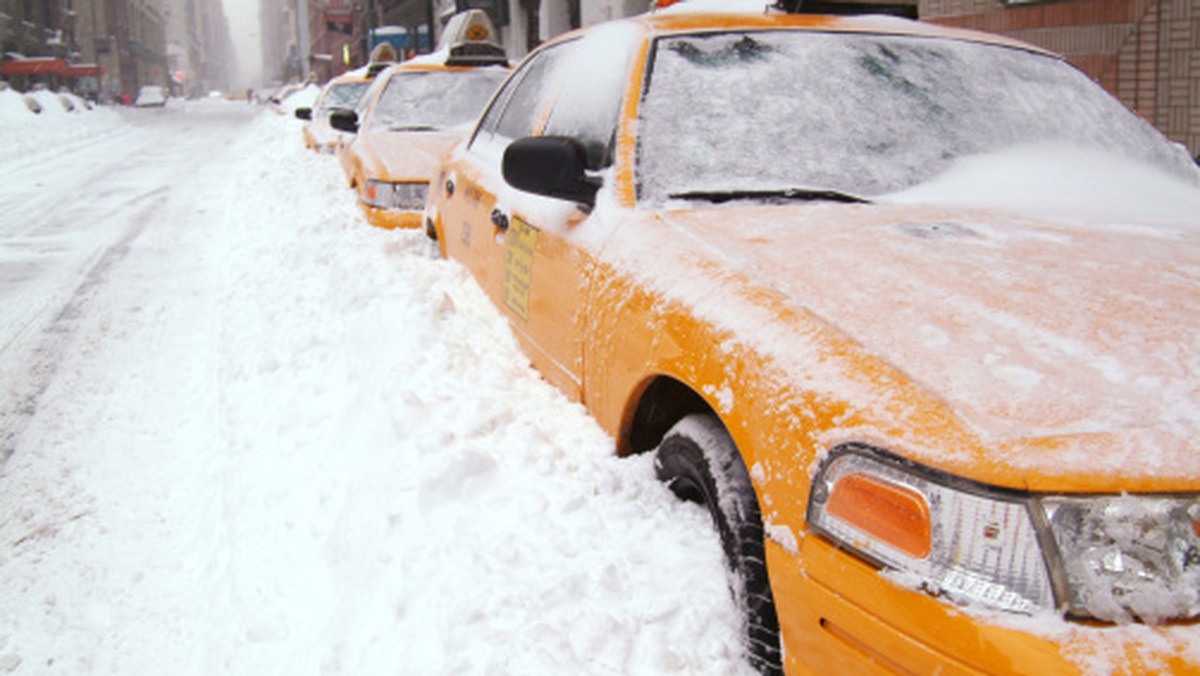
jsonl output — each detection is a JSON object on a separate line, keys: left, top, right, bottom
{"left": 358, "top": 130, "right": 464, "bottom": 181}
{"left": 652, "top": 192, "right": 1200, "bottom": 488}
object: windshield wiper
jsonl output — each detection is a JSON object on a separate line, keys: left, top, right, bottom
{"left": 669, "top": 188, "right": 870, "bottom": 204}
{"left": 388, "top": 124, "right": 439, "bottom": 132}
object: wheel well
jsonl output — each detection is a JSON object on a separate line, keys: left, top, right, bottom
{"left": 623, "top": 376, "right": 714, "bottom": 456}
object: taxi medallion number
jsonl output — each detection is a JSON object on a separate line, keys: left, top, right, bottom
{"left": 502, "top": 216, "right": 539, "bottom": 321}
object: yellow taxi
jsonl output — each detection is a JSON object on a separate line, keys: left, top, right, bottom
{"left": 295, "top": 66, "right": 375, "bottom": 153}
{"left": 423, "top": 2, "right": 1200, "bottom": 673}
{"left": 332, "top": 10, "right": 509, "bottom": 230}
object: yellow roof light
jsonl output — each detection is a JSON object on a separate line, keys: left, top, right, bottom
{"left": 367, "top": 42, "right": 399, "bottom": 77}
{"left": 439, "top": 10, "right": 508, "bottom": 67}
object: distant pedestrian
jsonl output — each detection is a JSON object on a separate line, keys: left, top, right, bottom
{"left": 247, "top": 88, "right": 253, "bottom": 104}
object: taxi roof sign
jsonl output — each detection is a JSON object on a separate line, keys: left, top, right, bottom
{"left": 367, "top": 42, "right": 399, "bottom": 77}
{"left": 439, "top": 10, "right": 508, "bottom": 67}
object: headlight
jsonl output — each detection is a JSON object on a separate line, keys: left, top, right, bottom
{"left": 364, "top": 180, "right": 429, "bottom": 210}
{"left": 808, "top": 445, "right": 1200, "bottom": 624}
{"left": 1042, "top": 494, "right": 1200, "bottom": 624}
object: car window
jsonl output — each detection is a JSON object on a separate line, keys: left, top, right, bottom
{"left": 487, "top": 49, "right": 560, "bottom": 143}
{"left": 540, "top": 32, "right": 633, "bottom": 170}
{"left": 637, "top": 31, "right": 1200, "bottom": 205}
{"left": 474, "top": 27, "right": 638, "bottom": 169}
{"left": 317, "top": 81, "right": 369, "bottom": 116}
{"left": 366, "top": 69, "right": 509, "bottom": 132}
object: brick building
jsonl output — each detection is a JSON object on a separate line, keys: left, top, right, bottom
{"left": 306, "top": 0, "right": 368, "bottom": 82}
{"left": 920, "top": 0, "right": 1200, "bottom": 157}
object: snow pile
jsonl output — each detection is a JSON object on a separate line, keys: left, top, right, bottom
{"left": 0, "top": 101, "right": 749, "bottom": 674}
{"left": 276, "top": 83, "right": 321, "bottom": 116}
{"left": 24, "top": 90, "right": 72, "bottom": 117}
{"left": 0, "top": 87, "right": 124, "bottom": 165}
{"left": 883, "top": 142, "right": 1200, "bottom": 225}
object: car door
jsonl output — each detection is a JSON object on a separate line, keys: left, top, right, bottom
{"left": 441, "top": 38, "right": 629, "bottom": 402}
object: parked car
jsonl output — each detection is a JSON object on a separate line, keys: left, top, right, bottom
{"left": 423, "top": 4, "right": 1200, "bottom": 674}
{"left": 333, "top": 10, "right": 509, "bottom": 229}
{"left": 133, "top": 85, "right": 167, "bottom": 107}
{"left": 295, "top": 44, "right": 397, "bottom": 153}
{"left": 295, "top": 66, "right": 375, "bottom": 153}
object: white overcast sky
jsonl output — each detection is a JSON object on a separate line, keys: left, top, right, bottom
{"left": 221, "top": 0, "right": 264, "bottom": 88}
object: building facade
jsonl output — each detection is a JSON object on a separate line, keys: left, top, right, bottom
{"left": 165, "top": 0, "right": 236, "bottom": 97}
{"left": 306, "top": 0, "right": 367, "bottom": 82}
{"left": 921, "top": 0, "right": 1200, "bottom": 157}
{"left": 0, "top": 0, "right": 171, "bottom": 102}
{"left": 0, "top": 0, "right": 83, "bottom": 91}
{"left": 72, "top": 0, "right": 169, "bottom": 102}
{"left": 261, "top": 0, "right": 308, "bottom": 85}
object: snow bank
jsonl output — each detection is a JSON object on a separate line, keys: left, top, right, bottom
{"left": 277, "top": 83, "right": 321, "bottom": 116}
{"left": 883, "top": 143, "right": 1200, "bottom": 226}
{"left": 0, "top": 87, "right": 125, "bottom": 165}
{"left": 0, "top": 102, "right": 749, "bottom": 674}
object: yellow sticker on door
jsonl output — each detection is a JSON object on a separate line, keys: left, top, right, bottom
{"left": 502, "top": 216, "right": 539, "bottom": 321}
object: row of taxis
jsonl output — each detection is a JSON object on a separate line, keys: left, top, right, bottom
{"left": 323, "top": 13, "right": 509, "bottom": 230}
{"left": 302, "top": 2, "right": 1200, "bottom": 674}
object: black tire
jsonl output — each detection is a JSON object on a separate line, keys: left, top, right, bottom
{"left": 654, "top": 414, "right": 782, "bottom": 675}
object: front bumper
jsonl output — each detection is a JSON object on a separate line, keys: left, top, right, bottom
{"left": 361, "top": 203, "right": 422, "bottom": 230}
{"left": 772, "top": 536, "right": 1200, "bottom": 674}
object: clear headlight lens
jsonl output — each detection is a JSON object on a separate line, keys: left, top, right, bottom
{"left": 1041, "top": 494, "right": 1200, "bottom": 624}
{"left": 364, "top": 180, "right": 429, "bottom": 210}
{"left": 808, "top": 445, "right": 1200, "bottom": 623}
{"left": 808, "top": 447, "right": 1056, "bottom": 615}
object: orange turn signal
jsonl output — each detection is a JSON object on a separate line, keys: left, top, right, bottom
{"left": 826, "top": 473, "right": 931, "bottom": 559}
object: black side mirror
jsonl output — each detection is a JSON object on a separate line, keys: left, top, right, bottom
{"left": 502, "top": 136, "right": 598, "bottom": 206}
{"left": 330, "top": 110, "right": 359, "bottom": 133}
{"left": 294, "top": 107, "right": 312, "bottom": 120}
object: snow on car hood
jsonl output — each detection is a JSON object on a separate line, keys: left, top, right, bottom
{"left": 360, "top": 130, "right": 463, "bottom": 180}
{"left": 650, "top": 180, "right": 1200, "bottom": 485}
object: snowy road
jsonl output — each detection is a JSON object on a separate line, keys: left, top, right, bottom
{"left": 0, "top": 102, "right": 747, "bottom": 674}
{"left": 0, "top": 104, "right": 254, "bottom": 463}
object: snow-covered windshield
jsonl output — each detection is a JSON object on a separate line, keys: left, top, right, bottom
{"left": 367, "top": 69, "right": 508, "bottom": 132}
{"left": 316, "top": 81, "right": 369, "bottom": 117}
{"left": 637, "top": 31, "right": 1199, "bottom": 205}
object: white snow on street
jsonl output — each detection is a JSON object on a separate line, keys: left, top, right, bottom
{"left": 0, "top": 98, "right": 748, "bottom": 674}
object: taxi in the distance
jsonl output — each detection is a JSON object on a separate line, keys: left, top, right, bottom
{"left": 294, "top": 47, "right": 394, "bottom": 153}
{"left": 424, "top": 1, "right": 1200, "bottom": 673}
{"left": 332, "top": 10, "right": 509, "bottom": 230}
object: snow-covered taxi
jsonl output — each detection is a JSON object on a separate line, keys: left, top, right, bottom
{"left": 295, "top": 66, "right": 376, "bottom": 153}
{"left": 423, "top": 3, "right": 1200, "bottom": 674}
{"left": 332, "top": 11, "right": 508, "bottom": 230}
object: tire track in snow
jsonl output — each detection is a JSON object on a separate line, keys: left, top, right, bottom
{"left": 0, "top": 187, "right": 167, "bottom": 469}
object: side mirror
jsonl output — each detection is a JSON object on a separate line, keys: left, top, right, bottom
{"left": 502, "top": 136, "right": 598, "bottom": 206}
{"left": 294, "top": 107, "right": 312, "bottom": 120}
{"left": 330, "top": 110, "right": 359, "bottom": 133}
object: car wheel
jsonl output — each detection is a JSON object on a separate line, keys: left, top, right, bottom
{"left": 654, "top": 413, "right": 782, "bottom": 675}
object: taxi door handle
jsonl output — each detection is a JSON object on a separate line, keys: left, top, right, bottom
{"left": 490, "top": 208, "right": 509, "bottom": 230}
